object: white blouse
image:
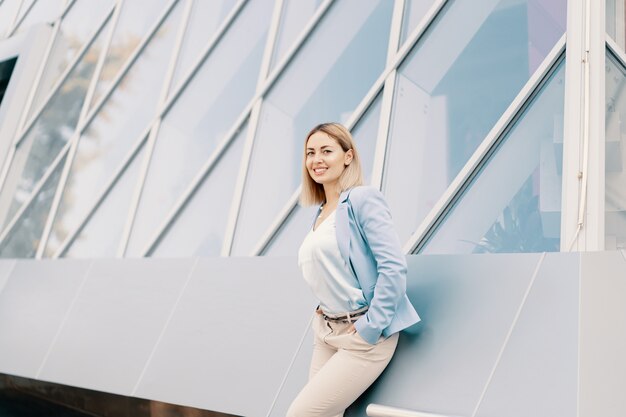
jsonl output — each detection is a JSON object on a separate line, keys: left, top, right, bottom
{"left": 298, "top": 210, "right": 367, "bottom": 314}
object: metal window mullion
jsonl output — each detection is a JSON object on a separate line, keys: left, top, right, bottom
{"left": 53, "top": 125, "right": 152, "bottom": 258}
{"left": 251, "top": 184, "right": 300, "bottom": 256}
{"left": 218, "top": 0, "right": 287, "bottom": 257}
{"left": 560, "top": 0, "right": 606, "bottom": 251}
{"left": 255, "top": 0, "right": 285, "bottom": 87}
{"left": 616, "top": 0, "right": 626, "bottom": 50}
{"left": 14, "top": 13, "right": 61, "bottom": 135}
{"left": 34, "top": 0, "right": 123, "bottom": 259}
{"left": 0, "top": 5, "right": 114, "bottom": 197}
{"left": 0, "top": 143, "right": 70, "bottom": 247}
{"left": 5, "top": 0, "right": 26, "bottom": 37}
{"left": 220, "top": 0, "right": 306, "bottom": 256}
{"left": 156, "top": 0, "right": 248, "bottom": 118}
{"left": 403, "top": 37, "right": 566, "bottom": 254}
{"left": 117, "top": 0, "right": 194, "bottom": 258}
{"left": 77, "top": 0, "right": 179, "bottom": 133}
{"left": 140, "top": 108, "right": 252, "bottom": 257}
{"left": 8, "top": 0, "right": 37, "bottom": 37}
{"left": 60, "top": 0, "right": 77, "bottom": 19}
{"left": 371, "top": 0, "right": 405, "bottom": 190}
{"left": 10, "top": 2, "right": 115, "bottom": 148}
{"left": 608, "top": 35, "right": 626, "bottom": 65}
{"left": 220, "top": 99, "right": 263, "bottom": 256}
{"left": 370, "top": 71, "right": 397, "bottom": 190}
{"left": 252, "top": 0, "right": 333, "bottom": 106}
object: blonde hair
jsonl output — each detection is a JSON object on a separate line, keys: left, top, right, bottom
{"left": 300, "top": 122, "right": 364, "bottom": 206}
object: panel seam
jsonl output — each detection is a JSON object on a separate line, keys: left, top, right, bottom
{"left": 264, "top": 313, "right": 315, "bottom": 417}
{"left": 470, "top": 252, "right": 546, "bottom": 417}
{"left": 35, "top": 259, "right": 96, "bottom": 378}
{"left": 130, "top": 257, "right": 200, "bottom": 395}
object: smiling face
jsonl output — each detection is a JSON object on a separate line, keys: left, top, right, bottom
{"left": 305, "top": 131, "right": 354, "bottom": 191}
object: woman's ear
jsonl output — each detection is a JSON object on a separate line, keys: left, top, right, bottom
{"left": 345, "top": 149, "right": 354, "bottom": 166}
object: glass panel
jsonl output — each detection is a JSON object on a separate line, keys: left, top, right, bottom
{"left": 231, "top": 0, "right": 394, "bottom": 256}
{"left": 28, "top": 0, "right": 115, "bottom": 117}
{"left": 605, "top": 53, "right": 626, "bottom": 249}
{"left": 150, "top": 122, "right": 248, "bottom": 258}
{"left": 60, "top": 144, "right": 145, "bottom": 258}
{"left": 268, "top": 0, "right": 323, "bottom": 73}
{"left": 125, "top": 0, "right": 273, "bottom": 256}
{"left": 263, "top": 93, "right": 383, "bottom": 256}
{"left": 0, "top": 22, "right": 110, "bottom": 229}
{"left": 0, "top": 0, "right": 21, "bottom": 38}
{"left": 13, "top": 0, "right": 64, "bottom": 35}
{"left": 169, "top": 0, "right": 238, "bottom": 94}
{"left": 420, "top": 61, "right": 565, "bottom": 254}
{"left": 45, "top": 3, "right": 185, "bottom": 257}
{"left": 0, "top": 155, "right": 66, "bottom": 258}
{"left": 400, "top": 0, "right": 437, "bottom": 48}
{"left": 607, "top": 0, "right": 626, "bottom": 51}
{"left": 384, "top": 0, "right": 566, "bottom": 245}
{"left": 89, "top": 0, "right": 170, "bottom": 109}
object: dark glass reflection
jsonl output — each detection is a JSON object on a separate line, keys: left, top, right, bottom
{"left": 0, "top": 57, "right": 17, "bottom": 107}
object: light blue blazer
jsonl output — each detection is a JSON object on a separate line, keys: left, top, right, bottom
{"left": 314, "top": 185, "right": 420, "bottom": 344}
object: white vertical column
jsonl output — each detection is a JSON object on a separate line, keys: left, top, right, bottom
{"left": 370, "top": 0, "right": 404, "bottom": 190}
{"left": 561, "top": 0, "right": 605, "bottom": 251}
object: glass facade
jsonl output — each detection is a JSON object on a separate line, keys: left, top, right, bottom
{"left": 606, "top": 51, "right": 626, "bottom": 249}
{"left": 0, "top": 0, "right": 618, "bottom": 258}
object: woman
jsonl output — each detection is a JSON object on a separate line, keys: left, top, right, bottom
{"left": 287, "top": 123, "right": 420, "bottom": 417}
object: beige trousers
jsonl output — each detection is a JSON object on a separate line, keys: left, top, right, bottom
{"left": 287, "top": 314, "right": 399, "bottom": 417}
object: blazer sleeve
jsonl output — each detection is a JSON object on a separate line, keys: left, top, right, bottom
{"left": 351, "top": 187, "right": 407, "bottom": 344}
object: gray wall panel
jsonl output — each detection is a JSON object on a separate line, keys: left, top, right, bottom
{"left": 474, "top": 252, "right": 579, "bottom": 417}
{"left": 0, "top": 253, "right": 624, "bottom": 417}
{"left": 133, "top": 257, "right": 316, "bottom": 417}
{"left": 0, "top": 260, "right": 92, "bottom": 378}
{"left": 0, "top": 259, "right": 16, "bottom": 294}
{"left": 579, "top": 251, "right": 626, "bottom": 417}
{"left": 346, "top": 253, "right": 544, "bottom": 417}
{"left": 37, "top": 259, "right": 196, "bottom": 395}
{"left": 267, "top": 322, "right": 314, "bottom": 417}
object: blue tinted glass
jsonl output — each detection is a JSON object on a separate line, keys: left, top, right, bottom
{"left": 421, "top": 61, "right": 565, "bottom": 254}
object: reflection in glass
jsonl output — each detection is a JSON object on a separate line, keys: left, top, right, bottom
{"left": 90, "top": 0, "right": 169, "bottom": 109}
{"left": 60, "top": 144, "right": 145, "bottom": 258}
{"left": 399, "top": 0, "right": 437, "bottom": 48}
{"left": 268, "top": 0, "right": 323, "bottom": 73}
{"left": 0, "top": 23, "right": 110, "bottom": 229}
{"left": 150, "top": 122, "right": 248, "bottom": 258}
{"left": 46, "top": 3, "right": 184, "bottom": 257}
{"left": 605, "top": 53, "right": 626, "bottom": 249}
{"left": 421, "top": 61, "right": 565, "bottom": 254}
{"left": 231, "top": 0, "right": 394, "bottom": 256}
{"left": 28, "top": 0, "right": 115, "bottom": 117}
{"left": 125, "top": 0, "right": 273, "bottom": 256}
{"left": 263, "top": 93, "right": 383, "bottom": 256}
{"left": 13, "top": 0, "right": 64, "bottom": 35}
{"left": 384, "top": 0, "right": 566, "bottom": 245}
{"left": 0, "top": 156, "right": 66, "bottom": 258}
{"left": 607, "top": 0, "right": 626, "bottom": 50}
{"left": 169, "top": 0, "right": 238, "bottom": 94}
